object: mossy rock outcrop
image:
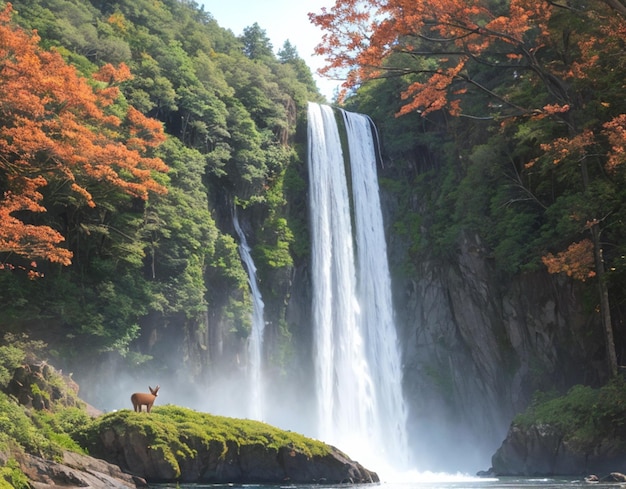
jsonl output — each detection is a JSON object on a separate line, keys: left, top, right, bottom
{"left": 491, "top": 381, "right": 626, "bottom": 476}
{"left": 80, "top": 405, "right": 379, "bottom": 484}
{"left": 0, "top": 354, "right": 377, "bottom": 487}
{"left": 6, "top": 361, "right": 84, "bottom": 412}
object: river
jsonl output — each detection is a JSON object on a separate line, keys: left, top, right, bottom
{"left": 153, "top": 474, "right": 611, "bottom": 489}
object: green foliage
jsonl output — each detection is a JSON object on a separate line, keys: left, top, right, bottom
{"left": 278, "top": 41, "right": 322, "bottom": 102}
{"left": 206, "top": 232, "right": 251, "bottom": 337}
{"left": 240, "top": 23, "right": 273, "bottom": 61}
{"left": 0, "top": 391, "right": 59, "bottom": 459}
{"left": 282, "top": 145, "right": 309, "bottom": 260}
{"left": 0, "top": 341, "right": 96, "bottom": 467}
{"left": 0, "top": 344, "right": 24, "bottom": 389}
{"left": 0, "top": 334, "right": 47, "bottom": 389}
{"left": 1, "top": 0, "right": 321, "bottom": 365}
{"left": 382, "top": 177, "right": 424, "bottom": 260}
{"left": 514, "top": 379, "right": 626, "bottom": 449}
{"left": 255, "top": 217, "right": 294, "bottom": 269}
{"left": 31, "top": 408, "right": 90, "bottom": 454}
{"left": 253, "top": 168, "right": 295, "bottom": 272}
{"left": 0, "top": 458, "right": 29, "bottom": 489}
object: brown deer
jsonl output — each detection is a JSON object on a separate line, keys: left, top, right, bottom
{"left": 130, "top": 385, "right": 160, "bottom": 413}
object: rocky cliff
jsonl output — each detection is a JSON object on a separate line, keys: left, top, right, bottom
{"left": 491, "top": 420, "right": 626, "bottom": 476}
{"left": 389, "top": 227, "right": 607, "bottom": 472}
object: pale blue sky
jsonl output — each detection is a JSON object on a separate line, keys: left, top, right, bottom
{"left": 199, "top": 0, "right": 340, "bottom": 99}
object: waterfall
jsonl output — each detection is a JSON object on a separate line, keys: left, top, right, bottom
{"left": 233, "top": 208, "right": 265, "bottom": 421}
{"left": 307, "top": 102, "right": 409, "bottom": 468}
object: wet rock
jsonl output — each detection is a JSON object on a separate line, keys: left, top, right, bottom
{"left": 492, "top": 422, "right": 626, "bottom": 476}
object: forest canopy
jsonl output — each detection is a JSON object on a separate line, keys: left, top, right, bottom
{"left": 0, "top": 0, "right": 322, "bottom": 360}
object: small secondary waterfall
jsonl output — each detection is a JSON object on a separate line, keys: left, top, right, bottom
{"left": 233, "top": 208, "right": 265, "bottom": 421}
{"left": 307, "top": 102, "right": 409, "bottom": 468}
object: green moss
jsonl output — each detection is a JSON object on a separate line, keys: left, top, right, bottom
{"left": 157, "top": 405, "right": 331, "bottom": 457}
{"left": 80, "top": 404, "right": 332, "bottom": 467}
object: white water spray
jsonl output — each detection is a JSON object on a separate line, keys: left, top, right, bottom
{"left": 307, "top": 102, "right": 409, "bottom": 469}
{"left": 233, "top": 208, "right": 265, "bottom": 421}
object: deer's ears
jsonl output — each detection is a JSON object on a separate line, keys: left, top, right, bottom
{"left": 150, "top": 385, "right": 160, "bottom": 394}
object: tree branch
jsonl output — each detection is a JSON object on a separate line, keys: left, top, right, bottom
{"left": 602, "top": 0, "right": 626, "bottom": 16}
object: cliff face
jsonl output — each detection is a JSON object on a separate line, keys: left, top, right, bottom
{"left": 389, "top": 227, "right": 606, "bottom": 471}
{"left": 491, "top": 423, "right": 626, "bottom": 476}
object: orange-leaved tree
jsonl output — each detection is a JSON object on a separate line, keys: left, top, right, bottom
{"left": 310, "top": 0, "right": 553, "bottom": 116}
{"left": 0, "top": 3, "right": 168, "bottom": 271}
{"left": 311, "top": 0, "right": 626, "bottom": 376}
{"left": 310, "top": 0, "right": 624, "bottom": 118}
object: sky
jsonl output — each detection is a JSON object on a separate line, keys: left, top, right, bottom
{"left": 199, "top": 0, "right": 341, "bottom": 100}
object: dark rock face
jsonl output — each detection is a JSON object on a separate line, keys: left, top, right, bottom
{"left": 93, "top": 423, "right": 378, "bottom": 484}
{"left": 492, "top": 423, "right": 626, "bottom": 476}
{"left": 387, "top": 227, "right": 607, "bottom": 472}
{"left": 7, "top": 362, "right": 83, "bottom": 411}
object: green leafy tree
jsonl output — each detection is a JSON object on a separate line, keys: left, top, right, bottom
{"left": 240, "top": 22, "right": 273, "bottom": 61}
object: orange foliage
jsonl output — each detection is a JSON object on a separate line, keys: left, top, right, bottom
{"left": 542, "top": 239, "right": 596, "bottom": 282}
{"left": 539, "top": 129, "right": 595, "bottom": 165}
{"left": 309, "top": 0, "right": 553, "bottom": 116}
{"left": 0, "top": 4, "right": 168, "bottom": 266}
{"left": 603, "top": 114, "right": 626, "bottom": 171}
{"left": 0, "top": 176, "right": 72, "bottom": 266}
{"left": 398, "top": 61, "right": 466, "bottom": 116}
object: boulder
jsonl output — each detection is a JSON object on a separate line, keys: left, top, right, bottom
{"left": 492, "top": 423, "right": 626, "bottom": 476}
{"left": 16, "top": 450, "right": 146, "bottom": 488}
{"left": 95, "top": 424, "right": 377, "bottom": 484}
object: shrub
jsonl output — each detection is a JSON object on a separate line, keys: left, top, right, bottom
{"left": 0, "top": 458, "right": 29, "bottom": 489}
{"left": 514, "top": 378, "right": 626, "bottom": 449}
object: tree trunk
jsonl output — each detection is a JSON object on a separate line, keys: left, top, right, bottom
{"left": 581, "top": 158, "right": 618, "bottom": 378}
{"left": 603, "top": 0, "right": 626, "bottom": 17}
{"left": 590, "top": 222, "right": 618, "bottom": 377}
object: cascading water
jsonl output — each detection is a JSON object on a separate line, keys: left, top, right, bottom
{"left": 233, "top": 208, "right": 265, "bottom": 421}
{"left": 307, "top": 102, "right": 409, "bottom": 469}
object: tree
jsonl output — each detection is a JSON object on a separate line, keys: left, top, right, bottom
{"left": 240, "top": 22, "right": 274, "bottom": 61}
{"left": 310, "top": 0, "right": 625, "bottom": 117}
{"left": 310, "top": 0, "right": 626, "bottom": 377}
{"left": 0, "top": 4, "right": 168, "bottom": 268}
{"left": 278, "top": 40, "right": 320, "bottom": 97}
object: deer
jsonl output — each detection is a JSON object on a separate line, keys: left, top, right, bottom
{"left": 130, "top": 385, "right": 160, "bottom": 413}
